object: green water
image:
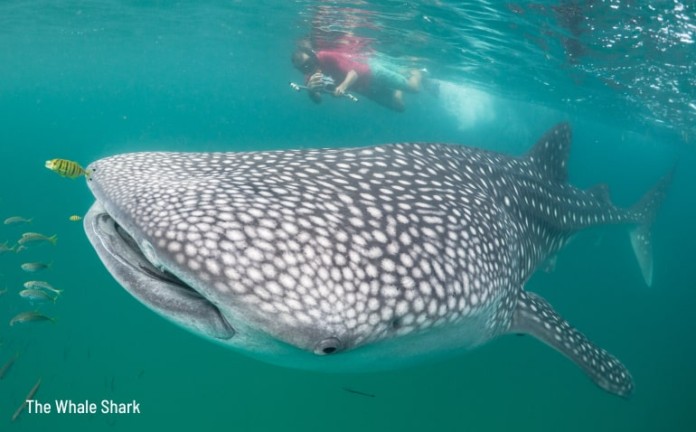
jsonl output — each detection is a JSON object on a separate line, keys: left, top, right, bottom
{"left": 1, "top": 1, "right": 695, "bottom": 431}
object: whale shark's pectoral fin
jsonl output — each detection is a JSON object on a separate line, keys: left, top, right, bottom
{"left": 508, "top": 291, "right": 633, "bottom": 398}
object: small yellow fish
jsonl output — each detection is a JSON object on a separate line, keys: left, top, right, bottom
{"left": 45, "top": 158, "right": 89, "bottom": 179}
{"left": 9, "top": 311, "right": 56, "bottom": 326}
{"left": 20, "top": 262, "right": 51, "bottom": 272}
{"left": 69, "top": 215, "right": 82, "bottom": 222}
{"left": 3, "top": 216, "right": 33, "bottom": 225}
{"left": 18, "top": 232, "right": 57, "bottom": 246}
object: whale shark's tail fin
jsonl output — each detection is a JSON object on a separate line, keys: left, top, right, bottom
{"left": 509, "top": 290, "right": 633, "bottom": 398}
{"left": 629, "top": 169, "right": 674, "bottom": 287}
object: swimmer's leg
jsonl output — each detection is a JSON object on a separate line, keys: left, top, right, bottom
{"left": 406, "top": 69, "right": 423, "bottom": 92}
{"left": 369, "top": 59, "right": 421, "bottom": 94}
{"left": 363, "top": 88, "right": 405, "bottom": 112}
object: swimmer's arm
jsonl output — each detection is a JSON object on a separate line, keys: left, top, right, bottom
{"left": 335, "top": 70, "right": 358, "bottom": 96}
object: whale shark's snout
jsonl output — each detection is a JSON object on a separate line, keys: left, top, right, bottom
{"left": 83, "top": 154, "right": 367, "bottom": 366}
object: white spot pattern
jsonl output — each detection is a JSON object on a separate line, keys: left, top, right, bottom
{"left": 85, "top": 121, "right": 646, "bottom": 384}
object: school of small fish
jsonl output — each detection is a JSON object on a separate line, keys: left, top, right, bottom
{"left": 2, "top": 158, "right": 89, "bottom": 422}
{"left": 1, "top": 158, "right": 85, "bottom": 313}
{"left": 1, "top": 221, "right": 61, "bottom": 325}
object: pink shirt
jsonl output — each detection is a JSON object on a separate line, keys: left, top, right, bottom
{"left": 315, "top": 50, "right": 372, "bottom": 91}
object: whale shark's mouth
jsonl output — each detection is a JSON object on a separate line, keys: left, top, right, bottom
{"left": 84, "top": 201, "right": 236, "bottom": 340}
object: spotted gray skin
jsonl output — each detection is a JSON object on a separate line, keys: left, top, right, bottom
{"left": 83, "top": 123, "right": 670, "bottom": 398}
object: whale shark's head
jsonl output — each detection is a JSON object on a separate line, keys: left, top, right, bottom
{"left": 86, "top": 199, "right": 360, "bottom": 362}
{"left": 84, "top": 152, "right": 367, "bottom": 365}
{"left": 83, "top": 150, "right": 491, "bottom": 370}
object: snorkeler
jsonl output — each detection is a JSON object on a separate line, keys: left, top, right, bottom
{"left": 291, "top": 44, "right": 423, "bottom": 112}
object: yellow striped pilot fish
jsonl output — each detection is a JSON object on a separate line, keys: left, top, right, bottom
{"left": 45, "top": 158, "right": 90, "bottom": 179}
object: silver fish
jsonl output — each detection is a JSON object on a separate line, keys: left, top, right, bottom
{"left": 23, "top": 280, "right": 63, "bottom": 295}
{"left": 12, "top": 378, "right": 41, "bottom": 422}
{"left": 20, "top": 262, "right": 51, "bottom": 272}
{"left": 19, "top": 289, "right": 56, "bottom": 304}
{"left": 83, "top": 123, "right": 671, "bottom": 398}
{"left": 18, "top": 232, "right": 57, "bottom": 246}
{"left": 0, "top": 241, "right": 15, "bottom": 254}
{"left": 0, "top": 352, "right": 19, "bottom": 380}
{"left": 9, "top": 311, "right": 56, "bottom": 326}
{"left": 3, "top": 216, "right": 32, "bottom": 225}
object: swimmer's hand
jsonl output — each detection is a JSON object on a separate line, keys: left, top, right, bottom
{"left": 306, "top": 72, "right": 323, "bottom": 104}
{"left": 335, "top": 70, "right": 357, "bottom": 97}
{"left": 307, "top": 73, "right": 325, "bottom": 92}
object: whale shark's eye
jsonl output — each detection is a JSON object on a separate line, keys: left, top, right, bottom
{"left": 314, "top": 337, "right": 343, "bottom": 355}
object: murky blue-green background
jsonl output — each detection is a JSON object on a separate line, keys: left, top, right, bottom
{"left": 1, "top": 1, "right": 694, "bottom": 431}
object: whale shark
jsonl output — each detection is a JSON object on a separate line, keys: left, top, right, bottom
{"left": 83, "top": 123, "right": 670, "bottom": 397}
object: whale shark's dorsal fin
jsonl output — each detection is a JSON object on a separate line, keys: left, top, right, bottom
{"left": 589, "top": 183, "right": 612, "bottom": 205}
{"left": 526, "top": 122, "right": 572, "bottom": 183}
{"left": 508, "top": 290, "right": 634, "bottom": 398}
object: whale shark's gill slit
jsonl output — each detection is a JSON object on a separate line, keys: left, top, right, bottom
{"left": 111, "top": 219, "right": 234, "bottom": 337}
{"left": 112, "top": 223, "right": 198, "bottom": 295}
{"left": 137, "top": 264, "right": 203, "bottom": 298}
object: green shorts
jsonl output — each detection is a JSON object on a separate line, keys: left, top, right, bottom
{"left": 368, "top": 59, "right": 411, "bottom": 91}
